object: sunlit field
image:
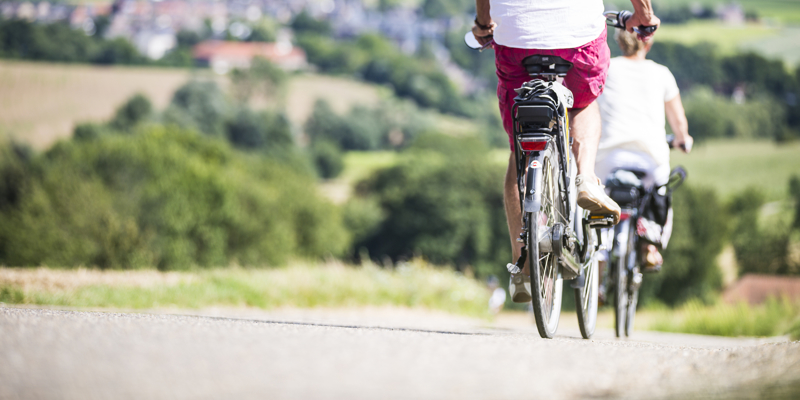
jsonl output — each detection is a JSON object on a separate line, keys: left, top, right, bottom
{"left": 671, "top": 139, "right": 800, "bottom": 201}
{"left": 655, "top": 21, "right": 800, "bottom": 67}
{"left": 0, "top": 61, "right": 195, "bottom": 148}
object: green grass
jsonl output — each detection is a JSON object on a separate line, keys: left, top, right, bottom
{"left": 648, "top": 297, "right": 800, "bottom": 338}
{"left": 671, "top": 139, "right": 800, "bottom": 201}
{"left": 340, "top": 151, "right": 399, "bottom": 184}
{"left": 0, "top": 261, "right": 491, "bottom": 318}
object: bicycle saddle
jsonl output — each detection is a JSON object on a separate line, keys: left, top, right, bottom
{"left": 521, "top": 55, "right": 573, "bottom": 76}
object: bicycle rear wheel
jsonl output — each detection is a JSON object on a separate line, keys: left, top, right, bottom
{"left": 575, "top": 226, "right": 599, "bottom": 339}
{"left": 613, "top": 220, "right": 630, "bottom": 338}
{"left": 528, "top": 148, "right": 563, "bottom": 339}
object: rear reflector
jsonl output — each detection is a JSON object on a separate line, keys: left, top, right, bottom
{"left": 619, "top": 211, "right": 631, "bottom": 221}
{"left": 519, "top": 139, "right": 547, "bottom": 152}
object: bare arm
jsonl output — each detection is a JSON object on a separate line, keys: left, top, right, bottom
{"left": 472, "top": 0, "right": 495, "bottom": 45}
{"left": 665, "top": 95, "right": 693, "bottom": 154}
{"left": 626, "top": 0, "right": 661, "bottom": 34}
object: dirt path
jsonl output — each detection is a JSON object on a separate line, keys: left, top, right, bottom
{"left": 1, "top": 306, "right": 798, "bottom": 400}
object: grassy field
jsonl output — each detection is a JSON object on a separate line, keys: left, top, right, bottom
{"left": 0, "top": 260, "right": 491, "bottom": 317}
{"left": 671, "top": 139, "right": 800, "bottom": 201}
{"left": 655, "top": 21, "right": 800, "bottom": 67}
{"left": 656, "top": 21, "right": 778, "bottom": 52}
{"left": 647, "top": 298, "right": 800, "bottom": 339}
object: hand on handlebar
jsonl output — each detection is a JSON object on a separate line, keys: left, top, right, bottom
{"left": 673, "top": 134, "right": 693, "bottom": 154}
{"left": 472, "top": 22, "right": 496, "bottom": 46}
{"left": 625, "top": 11, "right": 660, "bottom": 41}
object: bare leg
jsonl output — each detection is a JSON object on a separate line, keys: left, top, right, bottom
{"left": 569, "top": 101, "right": 601, "bottom": 180}
{"left": 504, "top": 153, "right": 530, "bottom": 274}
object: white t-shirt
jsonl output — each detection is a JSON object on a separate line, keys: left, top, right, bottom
{"left": 490, "top": 0, "right": 606, "bottom": 49}
{"left": 597, "top": 57, "right": 680, "bottom": 167}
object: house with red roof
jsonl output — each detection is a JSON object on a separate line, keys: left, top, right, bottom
{"left": 192, "top": 40, "right": 307, "bottom": 74}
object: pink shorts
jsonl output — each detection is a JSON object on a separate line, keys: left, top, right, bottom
{"left": 495, "top": 30, "right": 611, "bottom": 149}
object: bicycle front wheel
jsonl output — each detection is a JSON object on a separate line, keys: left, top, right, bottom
{"left": 625, "top": 221, "right": 640, "bottom": 337}
{"left": 527, "top": 149, "right": 563, "bottom": 339}
{"left": 575, "top": 226, "right": 599, "bottom": 339}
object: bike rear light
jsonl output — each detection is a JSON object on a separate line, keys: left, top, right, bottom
{"left": 619, "top": 211, "right": 631, "bottom": 221}
{"left": 519, "top": 139, "right": 548, "bottom": 152}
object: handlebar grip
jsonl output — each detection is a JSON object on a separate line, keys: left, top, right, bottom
{"left": 618, "top": 10, "right": 657, "bottom": 36}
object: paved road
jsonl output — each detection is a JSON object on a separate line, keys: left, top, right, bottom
{"left": 1, "top": 306, "right": 799, "bottom": 400}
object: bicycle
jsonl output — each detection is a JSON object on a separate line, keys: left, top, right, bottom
{"left": 465, "top": 10, "right": 656, "bottom": 339}
{"left": 603, "top": 136, "right": 687, "bottom": 337}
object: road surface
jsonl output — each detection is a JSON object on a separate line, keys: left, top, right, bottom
{"left": 1, "top": 306, "right": 798, "bottom": 400}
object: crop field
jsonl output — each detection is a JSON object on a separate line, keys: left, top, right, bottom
{"left": 0, "top": 61, "right": 195, "bottom": 149}
{"left": 0, "top": 61, "right": 390, "bottom": 149}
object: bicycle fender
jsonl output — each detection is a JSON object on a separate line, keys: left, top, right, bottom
{"left": 523, "top": 153, "right": 546, "bottom": 213}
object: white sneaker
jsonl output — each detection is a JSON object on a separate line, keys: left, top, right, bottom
{"left": 509, "top": 273, "right": 532, "bottom": 303}
{"left": 576, "top": 174, "right": 621, "bottom": 225}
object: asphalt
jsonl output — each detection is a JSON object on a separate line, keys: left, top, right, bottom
{"left": 1, "top": 306, "right": 799, "bottom": 400}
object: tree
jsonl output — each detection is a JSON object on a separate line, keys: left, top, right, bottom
{"left": 109, "top": 94, "right": 153, "bottom": 132}
{"left": 352, "top": 133, "right": 507, "bottom": 276}
{"left": 229, "top": 57, "right": 287, "bottom": 104}
{"left": 169, "top": 81, "right": 228, "bottom": 136}
{"left": 225, "top": 108, "right": 293, "bottom": 151}
{"left": 290, "top": 10, "right": 332, "bottom": 35}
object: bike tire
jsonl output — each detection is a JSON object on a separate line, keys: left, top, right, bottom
{"left": 625, "top": 221, "right": 640, "bottom": 337}
{"left": 575, "top": 225, "right": 599, "bottom": 339}
{"left": 528, "top": 147, "right": 563, "bottom": 339}
{"left": 613, "top": 220, "right": 629, "bottom": 338}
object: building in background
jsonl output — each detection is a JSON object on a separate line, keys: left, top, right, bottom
{"left": 193, "top": 38, "right": 306, "bottom": 74}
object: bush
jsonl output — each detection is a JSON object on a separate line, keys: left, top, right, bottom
{"left": 351, "top": 133, "right": 507, "bottom": 277}
{"left": 310, "top": 140, "right": 344, "bottom": 179}
{"left": 0, "top": 128, "right": 349, "bottom": 269}
{"left": 730, "top": 180, "right": 800, "bottom": 276}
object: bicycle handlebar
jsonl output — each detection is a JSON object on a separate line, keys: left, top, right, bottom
{"left": 665, "top": 134, "right": 691, "bottom": 152}
{"left": 605, "top": 10, "right": 657, "bottom": 37}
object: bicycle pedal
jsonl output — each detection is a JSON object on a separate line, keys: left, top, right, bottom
{"left": 506, "top": 263, "right": 521, "bottom": 274}
{"left": 630, "top": 272, "right": 643, "bottom": 290}
{"left": 643, "top": 264, "right": 662, "bottom": 274}
{"left": 586, "top": 214, "right": 615, "bottom": 228}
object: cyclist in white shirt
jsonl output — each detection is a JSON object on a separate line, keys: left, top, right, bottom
{"left": 596, "top": 28, "right": 693, "bottom": 268}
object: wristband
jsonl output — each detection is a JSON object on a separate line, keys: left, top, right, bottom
{"left": 474, "top": 17, "right": 492, "bottom": 30}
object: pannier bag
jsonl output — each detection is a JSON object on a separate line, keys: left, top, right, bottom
{"left": 637, "top": 185, "right": 673, "bottom": 249}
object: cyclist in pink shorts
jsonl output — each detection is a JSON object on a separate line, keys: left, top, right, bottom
{"left": 472, "top": 0, "right": 660, "bottom": 302}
